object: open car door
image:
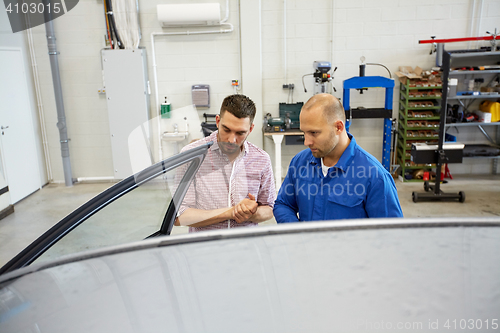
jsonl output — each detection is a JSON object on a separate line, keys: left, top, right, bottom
{"left": 0, "top": 143, "right": 212, "bottom": 275}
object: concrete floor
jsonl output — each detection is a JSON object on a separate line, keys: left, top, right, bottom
{"left": 1, "top": 175, "right": 499, "bottom": 267}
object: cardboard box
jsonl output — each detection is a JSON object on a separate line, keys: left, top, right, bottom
{"left": 474, "top": 110, "right": 492, "bottom": 123}
{"left": 396, "top": 66, "right": 443, "bottom": 87}
{"left": 395, "top": 66, "right": 422, "bottom": 85}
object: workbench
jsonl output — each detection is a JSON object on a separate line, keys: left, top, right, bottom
{"left": 264, "top": 130, "right": 304, "bottom": 191}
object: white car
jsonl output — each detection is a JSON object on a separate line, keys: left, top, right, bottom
{"left": 1, "top": 143, "right": 499, "bottom": 332}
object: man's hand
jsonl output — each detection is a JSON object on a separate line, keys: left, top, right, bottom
{"left": 233, "top": 193, "right": 258, "bottom": 223}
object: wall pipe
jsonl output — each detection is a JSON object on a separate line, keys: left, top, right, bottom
{"left": 151, "top": 23, "right": 234, "bottom": 161}
{"left": 25, "top": 16, "right": 52, "bottom": 183}
{"left": 136, "top": 0, "right": 142, "bottom": 43}
{"left": 45, "top": 19, "right": 74, "bottom": 187}
{"left": 331, "top": 0, "right": 335, "bottom": 92}
{"left": 467, "top": 0, "right": 476, "bottom": 50}
{"left": 236, "top": 0, "right": 242, "bottom": 92}
{"left": 221, "top": 0, "right": 229, "bottom": 23}
{"left": 467, "top": 0, "right": 484, "bottom": 50}
{"left": 283, "top": 0, "right": 287, "bottom": 85}
{"left": 476, "top": 0, "right": 484, "bottom": 49}
{"left": 76, "top": 176, "right": 115, "bottom": 183}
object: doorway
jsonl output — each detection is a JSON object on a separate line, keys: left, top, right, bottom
{"left": 0, "top": 48, "right": 42, "bottom": 203}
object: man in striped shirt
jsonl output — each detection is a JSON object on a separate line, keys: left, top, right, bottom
{"left": 176, "top": 94, "right": 276, "bottom": 232}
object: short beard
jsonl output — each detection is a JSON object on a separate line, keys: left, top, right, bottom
{"left": 312, "top": 132, "right": 338, "bottom": 159}
{"left": 217, "top": 131, "right": 240, "bottom": 156}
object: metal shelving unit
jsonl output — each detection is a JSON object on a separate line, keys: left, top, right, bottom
{"left": 446, "top": 66, "right": 500, "bottom": 175}
{"left": 449, "top": 69, "right": 500, "bottom": 75}
{"left": 397, "top": 79, "right": 442, "bottom": 181}
{"left": 448, "top": 95, "right": 500, "bottom": 100}
{"left": 445, "top": 122, "right": 500, "bottom": 127}
{"left": 412, "top": 50, "right": 500, "bottom": 203}
{"left": 464, "top": 155, "right": 500, "bottom": 159}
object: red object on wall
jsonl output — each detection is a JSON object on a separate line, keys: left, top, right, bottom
{"left": 419, "top": 35, "right": 500, "bottom": 44}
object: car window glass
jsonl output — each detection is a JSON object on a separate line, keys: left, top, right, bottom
{"left": 33, "top": 160, "right": 194, "bottom": 265}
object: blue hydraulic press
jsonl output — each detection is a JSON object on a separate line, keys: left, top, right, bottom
{"left": 342, "top": 59, "right": 395, "bottom": 171}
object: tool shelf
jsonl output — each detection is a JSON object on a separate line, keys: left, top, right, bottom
{"left": 398, "top": 111, "right": 440, "bottom": 126}
{"left": 397, "top": 78, "right": 443, "bottom": 182}
{"left": 444, "top": 52, "right": 500, "bottom": 175}
{"left": 411, "top": 51, "right": 500, "bottom": 202}
{"left": 449, "top": 69, "right": 500, "bottom": 75}
{"left": 448, "top": 94, "right": 500, "bottom": 100}
{"left": 397, "top": 138, "right": 438, "bottom": 152}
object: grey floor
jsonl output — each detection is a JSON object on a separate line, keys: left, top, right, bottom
{"left": 1, "top": 175, "right": 499, "bottom": 267}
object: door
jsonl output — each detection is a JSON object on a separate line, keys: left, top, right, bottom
{"left": 0, "top": 48, "right": 41, "bottom": 203}
{"left": 0, "top": 142, "right": 212, "bottom": 275}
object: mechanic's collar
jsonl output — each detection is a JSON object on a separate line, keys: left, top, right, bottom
{"left": 309, "top": 132, "right": 356, "bottom": 172}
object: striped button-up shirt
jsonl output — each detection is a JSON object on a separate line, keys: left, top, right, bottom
{"left": 178, "top": 131, "right": 276, "bottom": 232}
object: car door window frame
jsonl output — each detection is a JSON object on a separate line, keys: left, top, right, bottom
{"left": 0, "top": 143, "right": 212, "bottom": 275}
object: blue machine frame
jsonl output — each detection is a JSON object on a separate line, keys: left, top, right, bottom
{"left": 342, "top": 76, "right": 395, "bottom": 171}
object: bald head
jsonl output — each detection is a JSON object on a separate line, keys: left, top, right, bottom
{"left": 302, "top": 93, "right": 345, "bottom": 124}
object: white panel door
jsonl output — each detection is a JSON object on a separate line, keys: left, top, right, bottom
{"left": 0, "top": 48, "right": 41, "bottom": 203}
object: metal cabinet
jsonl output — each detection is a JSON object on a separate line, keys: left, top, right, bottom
{"left": 444, "top": 54, "right": 500, "bottom": 175}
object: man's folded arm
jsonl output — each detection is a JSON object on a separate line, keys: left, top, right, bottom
{"left": 176, "top": 207, "right": 233, "bottom": 227}
{"left": 250, "top": 205, "right": 273, "bottom": 223}
{"left": 176, "top": 199, "right": 274, "bottom": 227}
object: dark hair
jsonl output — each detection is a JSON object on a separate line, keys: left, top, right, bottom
{"left": 220, "top": 94, "right": 256, "bottom": 123}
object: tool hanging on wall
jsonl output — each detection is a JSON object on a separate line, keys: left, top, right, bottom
{"left": 302, "top": 61, "right": 337, "bottom": 95}
{"left": 282, "top": 83, "right": 295, "bottom": 103}
{"left": 201, "top": 113, "right": 217, "bottom": 137}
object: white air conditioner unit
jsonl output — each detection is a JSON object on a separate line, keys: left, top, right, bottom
{"left": 157, "top": 3, "right": 221, "bottom": 27}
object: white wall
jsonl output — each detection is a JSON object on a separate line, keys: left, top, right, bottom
{"left": 144, "top": 0, "right": 244, "bottom": 140}
{"left": 262, "top": 0, "right": 500, "bottom": 178}
{"left": 27, "top": 1, "right": 114, "bottom": 180}
{"left": 9, "top": 0, "right": 500, "bottom": 181}
{"left": 27, "top": 0, "right": 244, "bottom": 180}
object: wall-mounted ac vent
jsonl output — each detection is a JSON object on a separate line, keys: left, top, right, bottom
{"left": 157, "top": 4, "right": 221, "bottom": 27}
